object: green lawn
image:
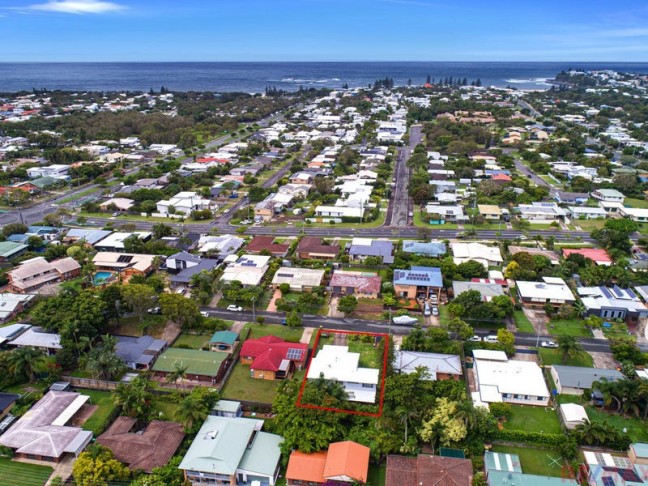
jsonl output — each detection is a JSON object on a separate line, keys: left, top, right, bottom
{"left": 367, "top": 463, "right": 387, "bottom": 486}
{"left": 547, "top": 318, "right": 592, "bottom": 338}
{"left": 346, "top": 337, "right": 384, "bottom": 368}
{"left": 246, "top": 323, "right": 305, "bottom": 343}
{"left": 502, "top": 405, "right": 561, "bottom": 434}
{"left": 281, "top": 293, "right": 329, "bottom": 316}
{"left": 151, "top": 399, "right": 181, "bottom": 421}
{"left": 59, "top": 277, "right": 85, "bottom": 292}
{"left": 174, "top": 332, "right": 212, "bottom": 350}
{"left": 490, "top": 445, "right": 567, "bottom": 478}
{"left": 412, "top": 210, "right": 460, "bottom": 229}
{"left": 58, "top": 187, "right": 100, "bottom": 204}
{"left": 585, "top": 406, "right": 648, "bottom": 442}
{"left": 571, "top": 219, "right": 606, "bottom": 231}
{"left": 0, "top": 457, "right": 53, "bottom": 486}
{"left": 602, "top": 321, "right": 632, "bottom": 340}
{"left": 626, "top": 197, "right": 648, "bottom": 209}
{"left": 221, "top": 362, "right": 305, "bottom": 404}
{"left": 81, "top": 389, "right": 118, "bottom": 435}
{"left": 109, "top": 315, "right": 166, "bottom": 338}
{"left": 538, "top": 348, "right": 594, "bottom": 367}
{"left": 513, "top": 310, "right": 535, "bottom": 333}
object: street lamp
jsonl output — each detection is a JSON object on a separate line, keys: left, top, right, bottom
{"left": 251, "top": 295, "right": 256, "bottom": 322}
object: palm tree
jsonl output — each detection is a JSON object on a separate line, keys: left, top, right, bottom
{"left": 574, "top": 420, "right": 616, "bottom": 446}
{"left": 573, "top": 301, "right": 587, "bottom": 318}
{"left": 8, "top": 347, "right": 45, "bottom": 383}
{"left": 395, "top": 406, "right": 418, "bottom": 444}
{"left": 165, "top": 362, "right": 189, "bottom": 390}
{"left": 114, "top": 377, "right": 152, "bottom": 421}
{"left": 176, "top": 396, "right": 208, "bottom": 431}
{"left": 557, "top": 335, "right": 583, "bottom": 362}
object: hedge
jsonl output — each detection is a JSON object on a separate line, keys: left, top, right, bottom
{"left": 492, "top": 430, "right": 564, "bottom": 446}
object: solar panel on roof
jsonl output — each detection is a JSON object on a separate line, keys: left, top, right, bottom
{"left": 286, "top": 348, "right": 303, "bottom": 360}
{"left": 627, "top": 288, "right": 637, "bottom": 299}
{"left": 602, "top": 477, "right": 616, "bottom": 486}
{"left": 600, "top": 287, "right": 613, "bottom": 299}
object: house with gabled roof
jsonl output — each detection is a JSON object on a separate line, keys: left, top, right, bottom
{"left": 286, "top": 441, "right": 370, "bottom": 485}
{"left": 330, "top": 270, "right": 381, "bottom": 298}
{"left": 401, "top": 240, "right": 446, "bottom": 257}
{"left": 178, "top": 415, "right": 283, "bottom": 486}
{"left": 393, "top": 350, "right": 462, "bottom": 381}
{"left": 393, "top": 266, "right": 442, "bottom": 299}
{"left": 240, "top": 336, "right": 308, "bottom": 380}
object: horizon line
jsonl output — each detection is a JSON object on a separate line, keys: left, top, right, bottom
{"left": 2, "top": 60, "right": 648, "bottom": 64}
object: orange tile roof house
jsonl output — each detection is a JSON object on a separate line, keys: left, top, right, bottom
{"left": 8, "top": 256, "right": 81, "bottom": 293}
{"left": 562, "top": 248, "right": 613, "bottom": 266}
{"left": 286, "top": 441, "right": 370, "bottom": 485}
{"left": 386, "top": 454, "right": 473, "bottom": 486}
{"left": 97, "top": 417, "right": 185, "bottom": 473}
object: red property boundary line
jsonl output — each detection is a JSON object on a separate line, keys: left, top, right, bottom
{"left": 295, "top": 328, "right": 388, "bottom": 417}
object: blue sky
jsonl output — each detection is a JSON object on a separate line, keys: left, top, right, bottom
{"left": 2, "top": 0, "right": 648, "bottom": 61}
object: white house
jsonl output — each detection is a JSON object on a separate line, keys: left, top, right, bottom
{"left": 619, "top": 206, "right": 648, "bottom": 223}
{"left": 156, "top": 192, "right": 215, "bottom": 217}
{"left": 591, "top": 188, "right": 625, "bottom": 204}
{"left": 26, "top": 164, "right": 70, "bottom": 180}
{"left": 307, "top": 345, "right": 380, "bottom": 403}
{"left": 516, "top": 277, "right": 576, "bottom": 306}
{"left": 518, "top": 202, "right": 566, "bottom": 222}
{"left": 315, "top": 206, "right": 364, "bottom": 219}
{"left": 559, "top": 403, "right": 589, "bottom": 430}
{"left": 569, "top": 206, "right": 607, "bottom": 220}
{"left": 451, "top": 242, "right": 503, "bottom": 270}
{"left": 220, "top": 255, "right": 270, "bottom": 287}
{"left": 473, "top": 350, "right": 550, "bottom": 406}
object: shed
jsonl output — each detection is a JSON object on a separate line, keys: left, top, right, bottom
{"left": 559, "top": 403, "right": 588, "bottom": 430}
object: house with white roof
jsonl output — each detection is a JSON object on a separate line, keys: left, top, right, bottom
{"left": 0, "top": 293, "right": 35, "bottom": 323}
{"left": 94, "top": 232, "right": 152, "bottom": 252}
{"left": 156, "top": 191, "right": 215, "bottom": 217}
{"left": 518, "top": 202, "right": 566, "bottom": 222}
{"left": 516, "top": 277, "right": 576, "bottom": 307}
{"left": 591, "top": 188, "right": 625, "bottom": 204}
{"left": 220, "top": 255, "right": 270, "bottom": 287}
{"left": 472, "top": 349, "right": 550, "bottom": 406}
{"left": 307, "top": 345, "right": 380, "bottom": 403}
{"left": 569, "top": 206, "right": 607, "bottom": 220}
{"left": 619, "top": 206, "right": 648, "bottom": 223}
{"left": 451, "top": 242, "right": 503, "bottom": 270}
{"left": 26, "top": 164, "right": 70, "bottom": 180}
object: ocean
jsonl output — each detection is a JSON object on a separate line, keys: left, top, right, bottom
{"left": 1, "top": 62, "right": 648, "bottom": 93}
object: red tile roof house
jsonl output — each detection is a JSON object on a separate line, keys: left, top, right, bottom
{"left": 97, "top": 417, "right": 185, "bottom": 473}
{"left": 386, "top": 454, "right": 473, "bottom": 486}
{"left": 562, "top": 248, "right": 613, "bottom": 266}
{"left": 245, "top": 236, "right": 291, "bottom": 257}
{"left": 329, "top": 270, "right": 382, "bottom": 299}
{"left": 491, "top": 174, "right": 512, "bottom": 183}
{"left": 240, "top": 336, "right": 308, "bottom": 380}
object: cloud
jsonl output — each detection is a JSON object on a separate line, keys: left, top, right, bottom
{"left": 21, "top": 0, "right": 127, "bottom": 14}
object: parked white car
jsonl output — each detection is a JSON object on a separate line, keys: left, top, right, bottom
{"left": 226, "top": 305, "right": 243, "bottom": 312}
{"left": 200, "top": 311, "right": 210, "bottom": 318}
{"left": 467, "top": 335, "right": 482, "bottom": 342}
{"left": 541, "top": 340, "right": 558, "bottom": 348}
{"left": 483, "top": 335, "right": 499, "bottom": 344}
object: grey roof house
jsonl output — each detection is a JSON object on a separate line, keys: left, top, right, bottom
{"left": 393, "top": 351, "right": 462, "bottom": 381}
{"left": 0, "top": 391, "right": 93, "bottom": 462}
{"left": 401, "top": 240, "right": 447, "bottom": 257}
{"left": 116, "top": 335, "right": 168, "bottom": 370}
{"left": 452, "top": 281, "right": 505, "bottom": 301}
{"left": 169, "top": 258, "right": 219, "bottom": 288}
{"left": 550, "top": 365, "right": 624, "bottom": 395}
{"left": 348, "top": 238, "right": 394, "bottom": 264}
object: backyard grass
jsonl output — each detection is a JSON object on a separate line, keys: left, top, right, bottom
{"left": 367, "top": 463, "right": 387, "bottom": 486}
{"left": 538, "top": 348, "right": 594, "bottom": 368}
{"left": 174, "top": 332, "right": 212, "bottom": 350}
{"left": 109, "top": 315, "right": 166, "bottom": 338}
{"left": 151, "top": 399, "right": 181, "bottom": 421}
{"left": 502, "top": 405, "right": 561, "bottom": 434}
{"left": 245, "top": 323, "right": 305, "bottom": 343}
{"left": 82, "top": 389, "right": 118, "bottom": 435}
{"left": 59, "top": 277, "right": 84, "bottom": 292}
{"left": 585, "top": 406, "right": 648, "bottom": 442}
{"left": 412, "top": 210, "right": 459, "bottom": 229}
{"left": 547, "top": 318, "right": 592, "bottom": 338}
{"left": 513, "top": 310, "right": 535, "bottom": 333}
{"left": 602, "top": 321, "right": 632, "bottom": 340}
{"left": 221, "top": 363, "right": 305, "bottom": 404}
{"left": 490, "top": 445, "right": 566, "bottom": 478}
{"left": 346, "top": 336, "right": 384, "bottom": 368}
{"left": 0, "top": 457, "right": 53, "bottom": 486}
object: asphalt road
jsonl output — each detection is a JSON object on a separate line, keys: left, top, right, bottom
{"left": 202, "top": 307, "right": 643, "bottom": 353}
{"left": 385, "top": 125, "right": 422, "bottom": 227}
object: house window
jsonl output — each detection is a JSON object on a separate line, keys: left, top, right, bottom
{"left": 362, "top": 383, "right": 374, "bottom": 388}
{"left": 537, "top": 396, "right": 545, "bottom": 401}
{"left": 513, "top": 394, "right": 520, "bottom": 399}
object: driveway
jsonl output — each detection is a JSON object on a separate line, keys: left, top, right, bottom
{"left": 328, "top": 296, "right": 345, "bottom": 318}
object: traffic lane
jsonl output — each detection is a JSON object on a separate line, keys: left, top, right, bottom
{"left": 201, "top": 308, "right": 624, "bottom": 352}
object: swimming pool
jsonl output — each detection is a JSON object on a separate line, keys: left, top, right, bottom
{"left": 93, "top": 271, "right": 113, "bottom": 286}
